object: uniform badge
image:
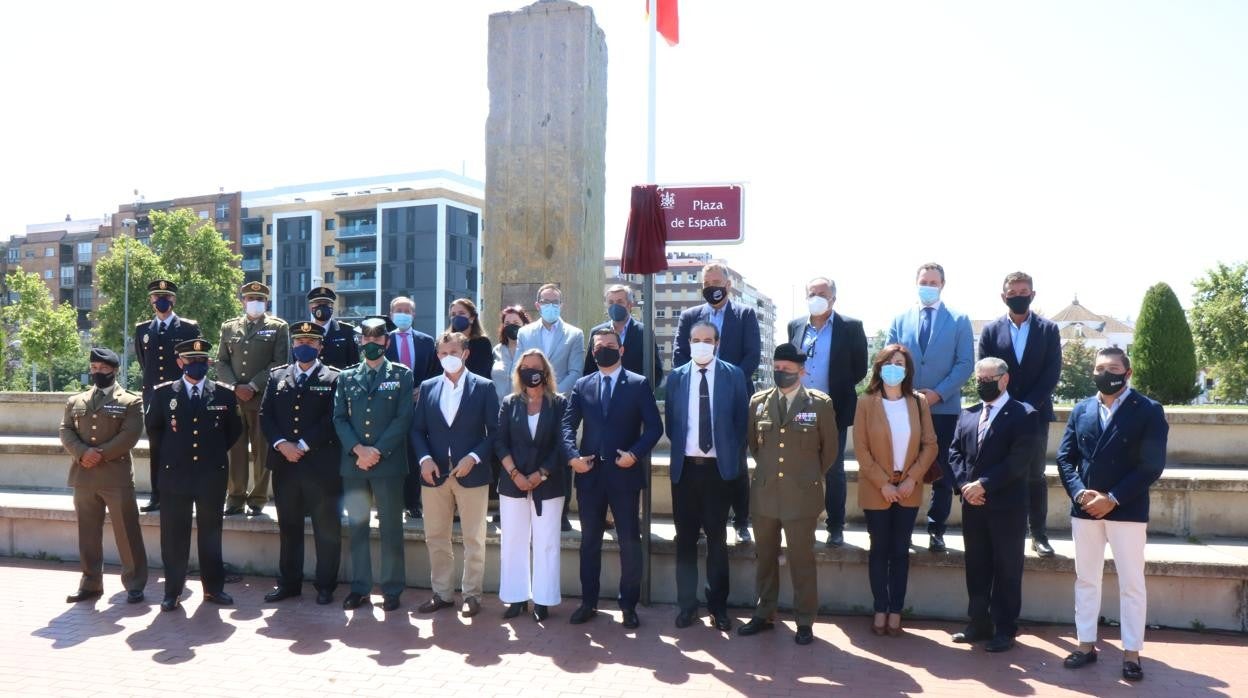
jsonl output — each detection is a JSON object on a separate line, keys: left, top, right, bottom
{"left": 169, "top": 398, "right": 177, "bottom": 410}
{"left": 144, "top": 334, "right": 150, "bottom": 344}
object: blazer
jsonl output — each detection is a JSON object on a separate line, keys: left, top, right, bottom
{"left": 560, "top": 369, "right": 663, "bottom": 493}
{"left": 853, "top": 392, "right": 938, "bottom": 510}
{"left": 60, "top": 383, "right": 144, "bottom": 490}
{"left": 385, "top": 328, "right": 440, "bottom": 383}
{"left": 786, "top": 312, "right": 868, "bottom": 430}
{"left": 583, "top": 319, "right": 665, "bottom": 386}
{"left": 887, "top": 303, "right": 975, "bottom": 416}
{"left": 494, "top": 392, "right": 567, "bottom": 503}
{"left": 332, "top": 359, "right": 414, "bottom": 479}
{"left": 674, "top": 300, "right": 761, "bottom": 391}
{"left": 748, "top": 386, "right": 839, "bottom": 520}
{"left": 664, "top": 359, "right": 748, "bottom": 482}
{"left": 134, "top": 315, "right": 202, "bottom": 397}
{"left": 516, "top": 319, "right": 586, "bottom": 394}
{"left": 410, "top": 371, "right": 499, "bottom": 488}
{"left": 1056, "top": 390, "right": 1168, "bottom": 523}
{"left": 977, "top": 314, "right": 1062, "bottom": 423}
{"left": 463, "top": 335, "right": 494, "bottom": 380}
{"left": 259, "top": 362, "right": 343, "bottom": 479}
{"left": 145, "top": 379, "right": 243, "bottom": 495}
{"left": 317, "top": 318, "right": 360, "bottom": 370}
{"left": 491, "top": 342, "right": 520, "bottom": 402}
{"left": 948, "top": 397, "right": 1038, "bottom": 511}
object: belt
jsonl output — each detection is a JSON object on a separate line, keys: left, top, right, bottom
{"left": 684, "top": 456, "right": 718, "bottom": 466}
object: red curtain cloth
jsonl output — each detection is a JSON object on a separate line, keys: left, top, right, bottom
{"left": 620, "top": 184, "right": 668, "bottom": 274}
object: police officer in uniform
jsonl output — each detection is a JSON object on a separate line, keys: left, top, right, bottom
{"left": 307, "top": 286, "right": 359, "bottom": 370}
{"left": 59, "top": 347, "right": 148, "bottom": 604}
{"left": 134, "top": 279, "right": 202, "bottom": 512}
{"left": 259, "top": 321, "right": 343, "bottom": 605}
{"left": 145, "top": 339, "right": 243, "bottom": 611}
{"left": 218, "top": 281, "right": 289, "bottom": 516}
{"left": 738, "top": 343, "right": 838, "bottom": 645}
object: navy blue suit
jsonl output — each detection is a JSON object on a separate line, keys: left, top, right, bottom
{"left": 949, "top": 397, "right": 1037, "bottom": 640}
{"left": 409, "top": 372, "right": 499, "bottom": 489}
{"left": 978, "top": 313, "right": 1061, "bottom": 539}
{"left": 387, "top": 328, "right": 440, "bottom": 513}
{"left": 1056, "top": 391, "right": 1168, "bottom": 523}
{"left": 561, "top": 368, "right": 662, "bottom": 611}
{"left": 583, "top": 319, "right": 664, "bottom": 387}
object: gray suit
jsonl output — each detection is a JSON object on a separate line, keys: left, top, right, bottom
{"left": 516, "top": 319, "right": 585, "bottom": 394}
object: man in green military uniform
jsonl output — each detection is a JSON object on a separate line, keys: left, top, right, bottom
{"left": 218, "top": 281, "right": 290, "bottom": 516}
{"left": 59, "top": 347, "right": 148, "bottom": 604}
{"left": 738, "top": 343, "right": 838, "bottom": 645}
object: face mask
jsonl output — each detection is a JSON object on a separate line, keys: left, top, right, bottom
{"left": 881, "top": 364, "right": 906, "bottom": 387}
{"left": 153, "top": 297, "right": 173, "bottom": 313}
{"left": 807, "top": 295, "right": 830, "bottom": 316}
{"left": 292, "top": 344, "right": 320, "bottom": 364}
{"left": 392, "top": 313, "right": 413, "bottom": 331}
{"left": 361, "top": 342, "right": 386, "bottom": 361}
{"left": 918, "top": 285, "right": 941, "bottom": 306}
{"left": 311, "top": 305, "right": 333, "bottom": 322}
{"left": 593, "top": 347, "right": 620, "bottom": 367}
{"left": 450, "top": 315, "right": 471, "bottom": 333}
{"left": 702, "top": 286, "right": 727, "bottom": 305}
{"left": 1005, "top": 294, "right": 1033, "bottom": 315}
{"left": 184, "top": 361, "right": 209, "bottom": 380}
{"left": 1094, "top": 370, "right": 1127, "bottom": 395}
{"left": 519, "top": 367, "right": 546, "bottom": 388}
{"left": 440, "top": 354, "right": 464, "bottom": 374}
{"left": 245, "top": 300, "right": 266, "bottom": 317}
{"left": 502, "top": 324, "right": 520, "bottom": 342}
{"left": 976, "top": 377, "right": 1003, "bottom": 403}
{"left": 773, "top": 369, "right": 801, "bottom": 390}
{"left": 539, "top": 303, "right": 561, "bottom": 324}
{"left": 690, "top": 342, "right": 716, "bottom": 365}
{"left": 607, "top": 303, "right": 630, "bottom": 322}
{"left": 91, "top": 372, "right": 116, "bottom": 389}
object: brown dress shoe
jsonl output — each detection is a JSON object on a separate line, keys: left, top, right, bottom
{"left": 461, "top": 596, "right": 481, "bottom": 618}
{"left": 418, "top": 595, "right": 454, "bottom": 613}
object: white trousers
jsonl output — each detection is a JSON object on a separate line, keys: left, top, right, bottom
{"left": 498, "top": 494, "right": 564, "bottom": 606}
{"left": 1072, "top": 517, "right": 1148, "bottom": 651}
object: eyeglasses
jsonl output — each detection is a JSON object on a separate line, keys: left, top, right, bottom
{"left": 538, "top": 300, "right": 561, "bottom": 307}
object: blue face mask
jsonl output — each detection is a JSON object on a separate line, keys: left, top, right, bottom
{"left": 540, "top": 303, "right": 561, "bottom": 324}
{"left": 153, "top": 297, "right": 173, "bottom": 313}
{"left": 881, "top": 364, "right": 906, "bottom": 387}
{"left": 183, "top": 361, "right": 209, "bottom": 380}
{"left": 607, "top": 303, "right": 629, "bottom": 322}
{"left": 292, "top": 344, "right": 320, "bottom": 364}
{"left": 392, "top": 313, "right": 413, "bottom": 330}
{"left": 918, "top": 285, "right": 941, "bottom": 306}
{"left": 450, "top": 315, "right": 471, "bottom": 333}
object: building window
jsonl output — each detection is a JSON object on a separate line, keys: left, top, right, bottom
{"left": 77, "top": 287, "right": 93, "bottom": 308}
{"left": 5, "top": 248, "right": 16, "bottom": 263}
{"left": 266, "top": 224, "right": 273, "bottom": 236}
{"left": 265, "top": 274, "right": 273, "bottom": 286}
{"left": 216, "top": 202, "right": 229, "bottom": 220}
{"left": 77, "top": 242, "right": 92, "bottom": 261}
{"left": 325, "top": 219, "right": 336, "bottom": 231}
{"left": 44, "top": 269, "right": 53, "bottom": 279}
{"left": 324, "top": 246, "right": 335, "bottom": 257}
{"left": 198, "top": 210, "right": 210, "bottom": 220}
{"left": 45, "top": 247, "right": 54, "bottom": 257}
{"left": 25, "top": 250, "right": 35, "bottom": 258}
{"left": 324, "top": 271, "right": 335, "bottom": 283}
{"left": 97, "top": 243, "right": 108, "bottom": 253}
{"left": 265, "top": 249, "right": 273, "bottom": 260}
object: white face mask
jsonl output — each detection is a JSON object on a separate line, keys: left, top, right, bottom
{"left": 807, "top": 295, "right": 830, "bottom": 316}
{"left": 440, "top": 355, "right": 464, "bottom": 374}
{"left": 245, "top": 300, "right": 267, "bottom": 318}
{"left": 690, "top": 342, "right": 717, "bottom": 366}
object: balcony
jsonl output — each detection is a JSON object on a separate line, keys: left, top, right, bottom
{"left": 336, "top": 250, "right": 377, "bottom": 266}
{"left": 336, "top": 278, "right": 376, "bottom": 292}
{"left": 241, "top": 259, "right": 261, "bottom": 272}
{"left": 241, "top": 234, "right": 263, "bottom": 247}
{"left": 336, "top": 223, "right": 377, "bottom": 240}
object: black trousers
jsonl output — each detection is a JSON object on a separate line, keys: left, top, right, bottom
{"left": 961, "top": 502, "right": 1026, "bottom": 639}
{"left": 577, "top": 484, "right": 641, "bottom": 610}
{"left": 1024, "top": 423, "right": 1050, "bottom": 539}
{"left": 728, "top": 452, "right": 750, "bottom": 528}
{"left": 159, "top": 485, "right": 226, "bottom": 597}
{"left": 273, "top": 468, "right": 342, "bottom": 592}
{"left": 672, "top": 458, "right": 733, "bottom": 614}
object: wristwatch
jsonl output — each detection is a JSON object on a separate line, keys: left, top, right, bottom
{"left": 538, "top": 468, "right": 550, "bottom": 482}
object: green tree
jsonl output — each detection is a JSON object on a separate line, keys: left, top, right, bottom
{"left": 92, "top": 235, "right": 167, "bottom": 354}
{"left": 1055, "top": 338, "right": 1096, "bottom": 402}
{"left": 1, "top": 268, "right": 83, "bottom": 391}
{"left": 1132, "top": 282, "right": 1200, "bottom": 405}
{"left": 1190, "top": 262, "right": 1248, "bottom": 403}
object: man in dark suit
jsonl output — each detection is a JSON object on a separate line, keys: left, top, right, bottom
{"left": 307, "top": 287, "right": 359, "bottom": 370}
{"left": 948, "top": 357, "right": 1038, "bottom": 652}
{"left": 385, "top": 295, "right": 439, "bottom": 519}
{"left": 673, "top": 262, "right": 760, "bottom": 543}
{"left": 134, "top": 278, "right": 202, "bottom": 512}
{"left": 1056, "top": 347, "right": 1167, "bottom": 682}
{"left": 410, "top": 331, "right": 499, "bottom": 619}
{"left": 786, "top": 277, "right": 868, "bottom": 547}
{"left": 145, "top": 339, "right": 243, "bottom": 611}
{"left": 583, "top": 284, "right": 664, "bottom": 387}
{"left": 259, "top": 322, "right": 343, "bottom": 606}
{"left": 977, "top": 271, "right": 1062, "bottom": 557}
{"left": 562, "top": 328, "right": 663, "bottom": 629}
{"left": 665, "top": 321, "right": 748, "bottom": 631}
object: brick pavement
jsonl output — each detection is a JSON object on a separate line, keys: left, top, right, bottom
{"left": 1, "top": 558, "right": 1243, "bottom": 697}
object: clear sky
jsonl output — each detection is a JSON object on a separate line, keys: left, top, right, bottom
{"left": 2, "top": 0, "right": 1245, "bottom": 336}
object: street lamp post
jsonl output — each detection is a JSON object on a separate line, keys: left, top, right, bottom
{"left": 120, "top": 219, "right": 137, "bottom": 386}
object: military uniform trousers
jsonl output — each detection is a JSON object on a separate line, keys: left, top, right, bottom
{"left": 74, "top": 485, "right": 147, "bottom": 594}
{"left": 273, "top": 468, "right": 342, "bottom": 592}
{"left": 752, "top": 514, "right": 820, "bottom": 626}
{"left": 159, "top": 480, "right": 227, "bottom": 597}
{"left": 343, "top": 476, "right": 406, "bottom": 597}
{"left": 228, "top": 401, "right": 270, "bottom": 508}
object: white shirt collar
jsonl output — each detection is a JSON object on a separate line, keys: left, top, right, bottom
{"left": 598, "top": 364, "right": 622, "bottom": 380}
{"left": 984, "top": 389, "right": 1010, "bottom": 412}
{"left": 442, "top": 371, "right": 467, "bottom": 392}
{"left": 691, "top": 359, "right": 716, "bottom": 377}
{"left": 181, "top": 376, "right": 204, "bottom": 395}
{"left": 296, "top": 361, "right": 322, "bottom": 380}
{"left": 920, "top": 300, "right": 943, "bottom": 313}
{"left": 154, "top": 312, "right": 178, "bottom": 326}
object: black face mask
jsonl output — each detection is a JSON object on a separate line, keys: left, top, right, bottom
{"left": 702, "top": 286, "right": 727, "bottom": 305}
{"left": 773, "top": 370, "right": 801, "bottom": 390}
{"left": 311, "top": 305, "right": 333, "bottom": 322}
{"left": 976, "top": 378, "right": 1003, "bottom": 403}
{"left": 502, "top": 324, "right": 520, "bottom": 342}
{"left": 519, "top": 367, "right": 546, "bottom": 387}
{"left": 1094, "top": 370, "right": 1127, "bottom": 395}
{"left": 1005, "top": 294, "right": 1033, "bottom": 315}
{"left": 91, "top": 372, "right": 116, "bottom": 389}
{"left": 593, "top": 347, "right": 621, "bottom": 368}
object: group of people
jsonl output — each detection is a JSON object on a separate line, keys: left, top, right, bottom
{"left": 58, "top": 263, "right": 1168, "bottom": 681}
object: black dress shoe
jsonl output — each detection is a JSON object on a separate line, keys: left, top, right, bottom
{"left": 140, "top": 500, "right": 160, "bottom": 513}
{"left": 929, "top": 533, "right": 947, "bottom": 552}
{"left": 1122, "top": 660, "right": 1144, "bottom": 682}
{"left": 405, "top": 508, "right": 422, "bottom": 519}
{"left": 264, "top": 587, "right": 300, "bottom": 603}
{"left": 737, "top": 618, "right": 775, "bottom": 636}
{"left": 203, "top": 591, "right": 234, "bottom": 605}
{"left": 223, "top": 505, "right": 245, "bottom": 516}
{"left": 1063, "top": 649, "right": 1098, "bottom": 669}
{"left": 342, "top": 592, "right": 371, "bottom": 610}
{"left": 532, "top": 604, "right": 549, "bottom": 622}
{"left": 712, "top": 612, "right": 732, "bottom": 632}
{"left": 504, "top": 602, "right": 528, "bottom": 619}
{"left": 65, "top": 589, "right": 103, "bottom": 603}
{"left": 621, "top": 609, "right": 640, "bottom": 629}
{"left": 561, "top": 517, "right": 574, "bottom": 532}
{"left": 795, "top": 625, "right": 814, "bottom": 645}
{"left": 160, "top": 596, "right": 180, "bottom": 612}
{"left": 604, "top": 519, "right": 616, "bottom": 531}
{"left": 569, "top": 605, "right": 598, "bottom": 624}
{"left": 951, "top": 625, "right": 993, "bottom": 643}
{"left": 735, "top": 527, "right": 752, "bottom": 544}
{"left": 1032, "top": 537, "right": 1055, "bottom": 558}
{"left": 126, "top": 590, "right": 145, "bottom": 604}
{"left": 417, "top": 595, "right": 453, "bottom": 613}
{"left": 382, "top": 595, "right": 400, "bottom": 611}
{"left": 247, "top": 505, "right": 264, "bottom": 517}
{"left": 825, "top": 532, "right": 845, "bottom": 548}
{"left": 315, "top": 589, "right": 333, "bottom": 605}
{"left": 675, "top": 610, "right": 695, "bottom": 628}
{"left": 985, "top": 636, "right": 1016, "bottom": 653}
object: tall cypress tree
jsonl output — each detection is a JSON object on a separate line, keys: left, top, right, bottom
{"left": 1132, "top": 282, "right": 1199, "bottom": 404}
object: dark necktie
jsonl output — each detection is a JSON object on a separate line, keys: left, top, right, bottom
{"left": 777, "top": 394, "right": 788, "bottom": 424}
{"left": 159, "top": 320, "right": 167, "bottom": 335}
{"left": 297, "top": 373, "right": 307, "bottom": 388}
{"left": 601, "top": 375, "right": 613, "bottom": 417}
{"left": 919, "top": 307, "right": 933, "bottom": 352}
{"left": 978, "top": 404, "right": 993, "bottom": 445}
{"left": 698, "top": 368, "right": 713, "bottom": 453}
{"left": 191, "top": 385, "right": 201, "bottom": 408}
{"left": 366, "top": 369, "right": 377, "bottom": 392}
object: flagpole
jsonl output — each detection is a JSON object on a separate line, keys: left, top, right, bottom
{"left": 640, "top": 3, "right": 658, "bottom": 608}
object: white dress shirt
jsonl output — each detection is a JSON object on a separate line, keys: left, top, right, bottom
{"left": 685, "top": 360, "right": 717, "bottom": 457}
{"left": 419, "top": 371, "right": 480, "bottom": 465}
{"left": 881, "top": 396, "right": 910, "bottom": 472}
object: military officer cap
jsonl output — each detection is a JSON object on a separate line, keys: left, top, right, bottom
{"left": 89, "top": 347, "right": 121, "bottom": 368}
{"left": 175, "top": 338, "right": 213, "bottom": 358}
{"left": 291, "top": 321, "right": 327, "bottom": 340}
{"left": 773, "top": 342, "right": 807, "bottom": 364}
{"left": 359, "top": 315, "right": 396, "bottom": 337}
{"left": 147, "top": 279, "right": 177, "bottom": 296}
{"left": 239, "top": 281, "right": 270, "bottom": 299}
{"left": 306, "top": 286, "right": 337, "bottom": 303}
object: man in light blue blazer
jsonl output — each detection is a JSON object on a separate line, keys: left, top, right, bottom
{"left": 887, "top": 262, "right": 974, "bottom": 552}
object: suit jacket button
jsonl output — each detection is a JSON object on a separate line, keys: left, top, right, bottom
{"left": 780, "top": 429, "right": 785, "bottom": 434}
{"left": 779, "top": 472, "right": 785, "bottom": 478}
{"left": 779, "top": 443, "right": 785, "bottom": 448}
{"left": 778, "top": 457, "right": 785, "bottom": 463}
{"left": 364, "top": 433, "right": 370, "bottom": 439}
{"left": 193, "top": 456, "right": 199, "bottom": 461}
